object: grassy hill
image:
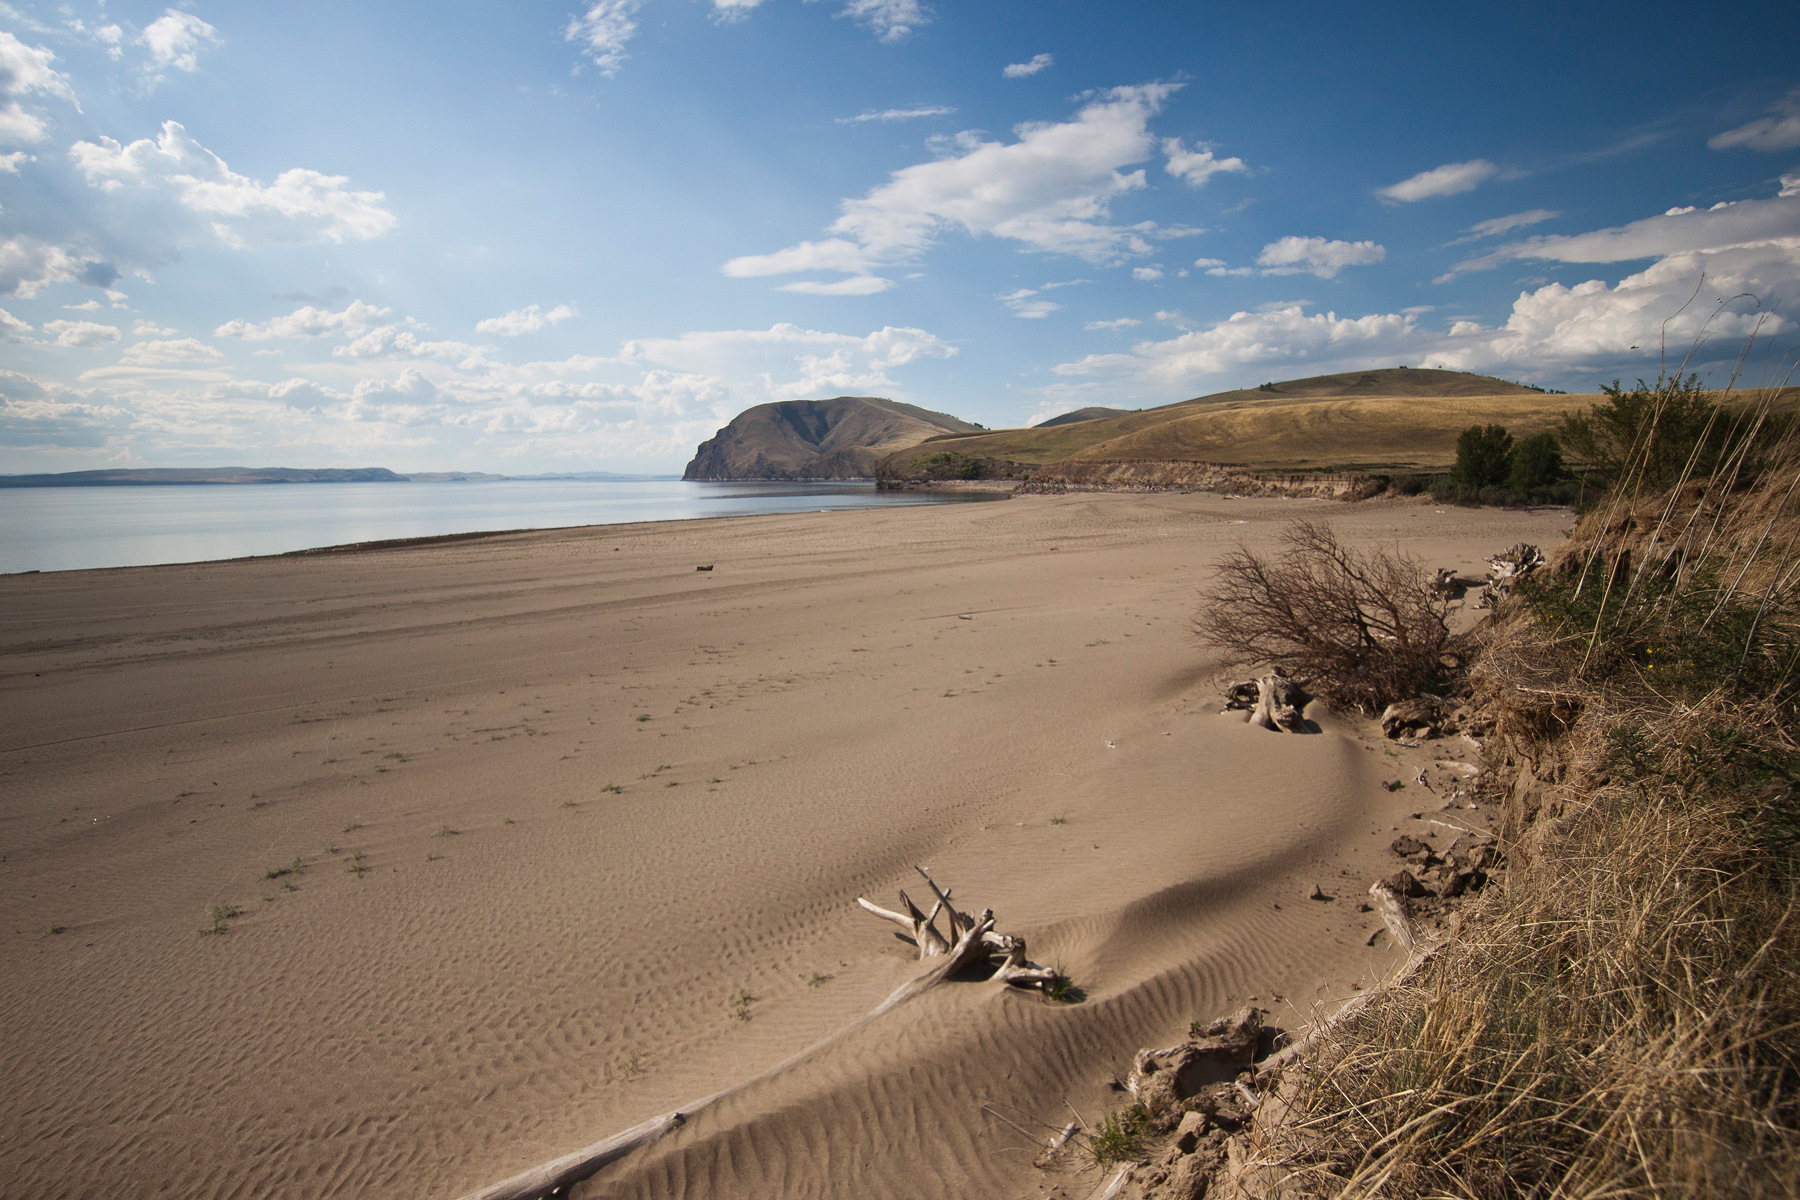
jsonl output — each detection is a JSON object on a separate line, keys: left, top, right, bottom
{"left": 882, "top": 368, "right": 1588, "bottom": 478}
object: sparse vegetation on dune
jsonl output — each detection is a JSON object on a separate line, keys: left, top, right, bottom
{"left": 1185, "top": 371, "right": 1800, "bottom": 1198}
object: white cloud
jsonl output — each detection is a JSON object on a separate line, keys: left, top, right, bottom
{"left": 1055, "top": 305, "right": 1415, "bottom": 387}
{"left": 1003, "top": 54, "right": 1053, "bottom": 79}
{"left": 622, "top": 322, "right": 953, "bottom": 398}
{"left": 727, "top": 83, "right": 1181, "bottom": 289}
{"left": 1378, "top": 159, "right": 1499, "bottom": 203}
{"left": 0, "top": 306, "right": 31, "bottom": 339}
{"left": 1162, "top": 138, "right": 1247, "bottom": 188}
{"left": 1085, "top": 317, "right": 1140, "bottom": 330}
{"left": 778, "top": 276, "right": 894, "bottom": 295}
{"left": 1132, "top": 266, "right": 1163, "bottom": 280}
{"left": 1443, "top": 193, "right": 1800, "bottom": 278}
{"left": 999, "top": 287, "right": 1060, "bottom": 318}
{"left": 133, "top": 320, "right": 177, "bottom": 335}
{"left": 44, "top": 319, "right": 121, "bottom": 348}
{"left": 1710, "top": 89, "right": 1800, "bottom": 153}
{"left": 1192, "top": 257, "right": 1226, "bottom": 269}
{"left": 1461, "top": 209, "right": 1560, "bottom": 240}
{"left": 0, "top": 31, "right": 78, "bottom": 143}
{"left": 64, "top": 299, "right": 101, "bottom": 311}
{"left": 334, "top": 325, "right": 483, "bottom": 364}
{"left": 141, "top": 10, "right": 220, "bottom": 76}
{"left": 71, "top": 121, "right": 396, "bottom": 246}
{"left": 120, "top": 337, "right": 224, "bottom": 365}
{"left": 710, "top": 0, "right": 768, "bottom": 22}
{"left": 724, "top": 238, "right": 878, "bottom": 278}
{"left": 215, "top": 300, "right": 392, "bottom": 340}
{"left": 836, "top": 105, "right": 955, "bottom": 125}
{"left": 475, "top": 304, "right": 576, "bottom": 336}
{"left": 1256, "top": 236, "right": 1384, "bottom": 278}
{"left": 0, "top": 237, "right": 81, "bottom": 297}
{"left": 838, "top": 0, "right": 930, "bottom": 43}
{"left": 0, "top": 150, "right": 31, "bottom": 171}
{"left": 1784, "top": 172, "right": 1800, "bottom": 199}
{"left": 566, "top": 0, "right": 638, "bottom": 75}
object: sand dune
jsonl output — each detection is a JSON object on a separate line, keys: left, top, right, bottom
{"left": 0, "top": 493, "right": 1568, "bottom": 1199}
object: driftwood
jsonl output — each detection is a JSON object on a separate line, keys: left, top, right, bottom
{"left": 1366, "top": 879, "right": 1417, "bottom": 952}
{"left": 861, "top": 866, "right": 1060, "bottom": 1001}
{"left": 1220, "top": 669, "right": 1311, "bottom": 732}
{"left": 456, "top": 869, "right": 1059, "bottom": 1200}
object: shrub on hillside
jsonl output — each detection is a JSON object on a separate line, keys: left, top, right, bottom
{"left": 1194, "top": 519, "right": 1451, "bottom": 713}
{"left": 1451, "top": 423, "right": 1514, "bottom": 489}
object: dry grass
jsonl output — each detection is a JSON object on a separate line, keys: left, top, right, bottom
{"left": 1235, "top": 371, "right": 1800, "bottom": 1199}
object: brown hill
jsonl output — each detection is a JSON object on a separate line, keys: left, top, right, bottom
{"left": 1035, "top": 406, "right": 1135, "bottom": 427}
{"left": 684, "top": 396, "right": 980, "bottom": 481}
{"left": 882, "top": 368, "right": 1582, "bottom": 478}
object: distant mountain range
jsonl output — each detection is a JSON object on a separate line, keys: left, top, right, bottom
{"left": 683, "top": 396, "right": 981, "bottom": 481}
{"left": 0, "top": 468, "right": 677, "bottom": 487}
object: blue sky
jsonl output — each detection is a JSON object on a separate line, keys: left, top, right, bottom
{"left": 1, "top": 0, "right": 1797, "bottom": 473}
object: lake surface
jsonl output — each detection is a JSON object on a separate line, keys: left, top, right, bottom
{"left": 0, "top": 480, "right": 998, "bottom": 573}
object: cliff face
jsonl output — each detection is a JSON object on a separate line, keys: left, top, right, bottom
{"left": 683, "top": 397, "right": 979, "bottom": 481}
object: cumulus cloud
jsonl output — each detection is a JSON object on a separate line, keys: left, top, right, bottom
{"left": 1710, "top": 88, "right": 1800, "bottom": 153}
{"left": 838, "top": 0, "right": 931, "bottom": 43}
{"left": 566, "top": 0, "right": 639, "bottom": 75}
{"left": 71, "top": 121, "right": 396, "bottom": 246}
{"left": 0, "top": 307, "right": 32, "bottom": 339}
{"left": 1162, "top": 138, "right": 1247, "bottom": 188}
{"left": 1003, "top": 54, "right": 1053, "bottom": 79}
{"left": 475, "top": 304, "right": 576, "bottom": 336}
{"left": 726, "top": 83, "right": 1181, "bottom": 290}
{"left": 1055, "top": 305, "right": 1415, "bottom": 386}
{"left": 1132, "top": 266, "right": 1163, "bottom": 280}
{"left": 0, "top": 31, "right": 78, "bottom": 143}
{"left": 133, "top": 320, "right": 177, "bottom": 335}
{"left": 1256, "top": 236, "right": 1385, "bottom": 278}
{"left": 1084, "top": 318, "right": 1138, "bottom": 331}
{"left": 215, "top": 300, "right": 392, "bottom": 340}
{"left": 141, "top": 10, "right": 220, "bottom": 76}
{"left": 622, "top": 322, "right": 953, "bottom": 398}
{"left": 334, "top": 325, "right": 483, "bottom": 364}
{"left": 0, "top": 237, "right": 85, "bottom": 297}
{"left": 44, "top": 319, "right": 121, "bottom": 348}
{"left": 1378, "top": 159, "right": 1499, "bottom": 203}
{"left": 836, "top": 105, "right": 955, "bottom": 124}
{"left": 119, "top": 337, "right": 224, "bottom": 365}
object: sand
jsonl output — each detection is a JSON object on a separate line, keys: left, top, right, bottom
{"left": 0, "top": 491, "right": 1570, "bottom": 1200}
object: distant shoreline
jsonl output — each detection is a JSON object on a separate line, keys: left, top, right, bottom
{"left": 0, "top": 467, "right": 681, "bottom": 488}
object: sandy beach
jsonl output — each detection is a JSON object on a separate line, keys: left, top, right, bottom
{"left": 0, "top": 492, "right": 1569, "bottom": 1200}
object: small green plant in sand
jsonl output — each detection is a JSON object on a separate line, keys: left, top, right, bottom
{"left": 634, "top": 713, "right": 650, "bottom": 722}
{"left": 601, "top": 783, "right": 623, "bottom": 794}
{"left": 434, "top": 824, "right": 458, "bottom": 837}
{"left": 47, "top": 924, "right": 65, "bottom": 936}
{"left": 1085, "top": 1102, "right": 1152, "bottom": 1168}
{"left": 263, "top": 855, "right": 302, "bottom": 880}
{"left": 1040, "top": 970, "right": 1082, "bottom": 1004}
{"left": 201, "top": 902, "right": 238, "bottom": 935}
{"left": 345, "top": 852, "right": 366, "bottom": 877}
{"left": 805, "top": 971, "right": 833, "bottom": 988}
{"left": 729, "top": 987, "right": 756, "bottom": 1021}
{"left": 1048, "top": 815, "right": 1067, "bottom": 825}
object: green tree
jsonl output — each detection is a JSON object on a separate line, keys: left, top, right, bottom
{"left": 1557, "top": 375, "right": 1737, "bottom": 489}
{"left": 1451, "top": 424, "right": 1513, "bottom": 488}
{"left": 1507, "top": 432, "right": 1563, "bottom": 490}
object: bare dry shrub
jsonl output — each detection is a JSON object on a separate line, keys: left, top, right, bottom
{"left": 1195, "top": 519, "right": 1451, "bottom": 713}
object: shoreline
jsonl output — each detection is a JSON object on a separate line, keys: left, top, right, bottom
{"left": 0, "top": 493, "right": 1571, "bottom": 1199}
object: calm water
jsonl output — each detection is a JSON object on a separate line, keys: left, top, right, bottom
{"left": 0, "top": 480, "right": 996, "bottom": 573}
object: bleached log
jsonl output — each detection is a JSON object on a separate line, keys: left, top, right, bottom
{"left": 1367, "top": 880, "right": 1416, "bottom": 952}
{"left": 453, "top": 1110, "right": 688, "bottom": 1200}
{"left": 859, "top": 867, "right": 1063, "bottom": 1000}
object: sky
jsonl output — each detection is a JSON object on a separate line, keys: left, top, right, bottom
{"left": 1, "top": 0, "right": 1798, "bottom": 475}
